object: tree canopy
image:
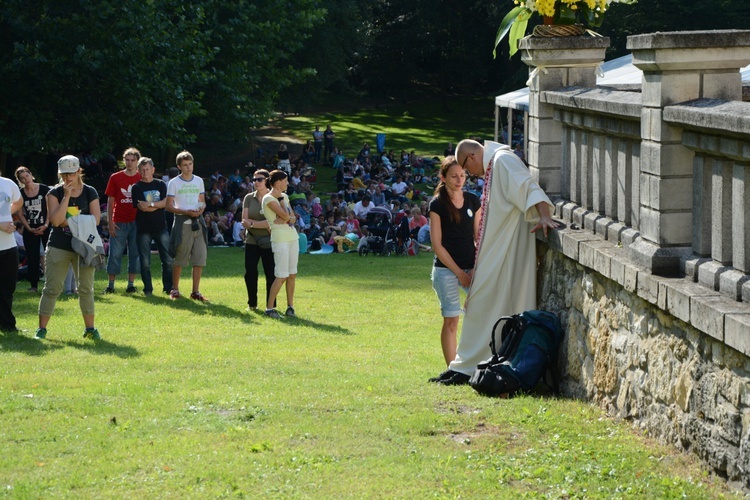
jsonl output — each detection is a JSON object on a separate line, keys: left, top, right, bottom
{"left": 2, "top": 0, "right": 750, "bottom": 160}
{"left": 0, "top": 0, "right": 323, "bottom": 156}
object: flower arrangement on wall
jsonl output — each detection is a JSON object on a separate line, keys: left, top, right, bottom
{"left": 494, "top": 0, "right": 637, "bottom": 57}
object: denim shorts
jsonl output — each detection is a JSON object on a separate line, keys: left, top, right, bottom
{"left": 431, "top": 266, "right": 470, "bottom": 318}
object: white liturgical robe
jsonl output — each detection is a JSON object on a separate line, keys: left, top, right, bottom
{"left": 449, "top": 141, "right": 553, "bottom": 376}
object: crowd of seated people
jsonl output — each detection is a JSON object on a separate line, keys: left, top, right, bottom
{"left": 204, "top": 135, "right": 490, "bottom": 254}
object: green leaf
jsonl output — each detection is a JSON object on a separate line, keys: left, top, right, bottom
{"left": 556, "top": 5, "right": 577, "bottom": 25}
{"left": 493, "top": 6, "right": 526, "bottom": 59}
{"left": 508, "top": 10, "right": 532, "bottom": 57}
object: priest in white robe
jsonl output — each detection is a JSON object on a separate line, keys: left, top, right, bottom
{"left": 430, "top": 139, "right": 557, "bottom": 385}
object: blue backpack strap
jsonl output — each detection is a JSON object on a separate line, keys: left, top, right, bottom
{"left": 495, "top": 314, "right": 525, "bottom": 362}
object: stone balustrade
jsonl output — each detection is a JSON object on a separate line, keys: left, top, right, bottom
{"left": 517, "top": 30, "right": 750, "bottom": 486}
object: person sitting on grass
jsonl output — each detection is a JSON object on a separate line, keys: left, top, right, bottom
{"left": 343, "top": 210, "right": 362, "bottom": 238}
{"left": 205, "top": 213, "right": 226, "bottom": 246}
{"left": 323, "top": 213, "right": 344, "bottom": 245}
{"left": 294, "top": 202, "right": 311, "bottom": 232}
{"left": 413, "top": 165, "right": 425, "bottom": 183}
{"left": 408, "top": 207, "right": 428, "bottom": 240}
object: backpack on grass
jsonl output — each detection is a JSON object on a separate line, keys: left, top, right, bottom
{"left": 469, "top": 310, "right": 564, "bottom": 398}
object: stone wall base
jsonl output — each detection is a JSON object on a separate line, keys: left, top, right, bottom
{"left": 538, "top": 242, "right": 750, "bottom": 485}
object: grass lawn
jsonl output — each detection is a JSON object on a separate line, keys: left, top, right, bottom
{"left": 0, "top": 250, "right": 735, "bottom": 497}
{"left": 190, "top": 95, "right": 499, "bottom": 174}
{"left": 280, "top": 96, "right": 496, "bottom": 159}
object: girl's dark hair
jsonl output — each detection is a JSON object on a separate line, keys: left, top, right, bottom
{"left": 434, "top": 156, "right": 462, "bottom": 224}
{"left": 267, "top": 169, "right": 287, "bottom": 189}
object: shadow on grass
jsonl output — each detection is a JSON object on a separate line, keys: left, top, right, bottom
{"left": 0, "top": 331, "right": 64, "bottom": 356}
{"left": 60, "top": 337, "right": 140, "bottom": 358}
{"left": 125, "top": 292, "right": 261, "bottom": 326}
{"left": 283, "top": 315, "right": 355, "bottom": 335}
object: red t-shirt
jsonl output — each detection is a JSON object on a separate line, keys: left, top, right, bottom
{"left": 105, "top": 170, "right": 141, "bottom": 223}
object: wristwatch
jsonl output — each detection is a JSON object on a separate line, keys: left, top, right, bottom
{"left": 150, "top": 202, "right": 154, "bottom": 207}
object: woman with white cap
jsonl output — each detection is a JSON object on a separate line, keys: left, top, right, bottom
{"left": 35, "top": 155, "right": 102, "bottom": 340}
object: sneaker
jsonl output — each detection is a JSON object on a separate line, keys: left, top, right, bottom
{"left": 126, "top": 285, "right": 137, "bottom": 293}
{"left": 103, "top": 286, "right": 115, "bottom": 294}
{"left": 190, "top": 291, "right": 209, "bottom": 303}
{"left": 34, "top": 327, "right": 47, "bottom": 340}
{"left": 28, "top": 287, "right": 38, "bottom": 293}
{"left": 435, "top": 371, "right": 470, "bottom": 386}
{"left": 285, "top": 306, "right": 295, "bottom": 317}
{"left": 264, "top": 309, "right": 281, "bottom": 319}
{"left": 428, "top": 369, "right": 456, "bottom": 383}
{"left": 83, "top": 328, "right": 101, "bottom": 340}
{"left": 169, "top": 289, "right": 181, "bottom": 300}
{"left": 144, "top": 290, "right": 153, "bottom": 296}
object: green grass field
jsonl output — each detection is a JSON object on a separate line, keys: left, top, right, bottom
{"left": 0, "top": 250, "right": 735, "bottom": 497}
{"left": 279, "top": 97, "right": 496, "bottom": 160}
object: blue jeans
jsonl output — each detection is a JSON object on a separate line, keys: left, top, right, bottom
{"left": 107, "top": 221, "right": 140, "bottom": 276}
{"left": 137, "top": 230, "right": 173, "bottom": 293}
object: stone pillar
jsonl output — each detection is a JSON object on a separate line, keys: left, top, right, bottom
{"left": 519, "top": 36, "right": 609, "bottom": 198}
{"left": 628, "top": 30, "right": 750, "bottom": 275}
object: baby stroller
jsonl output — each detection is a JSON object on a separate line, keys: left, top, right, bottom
{"left": 358, "top": 206, "right": 397, "bottom": 256}
{"left": 301, "top": 165, "right": 317, "bottom": 184}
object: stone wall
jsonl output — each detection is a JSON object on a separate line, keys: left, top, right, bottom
{"left": 537, "top": 242, "right": 750, "bottom": 485}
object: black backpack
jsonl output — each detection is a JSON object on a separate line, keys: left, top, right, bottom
{"left": 469, "top": 310, "right": 564, "bottom": 398}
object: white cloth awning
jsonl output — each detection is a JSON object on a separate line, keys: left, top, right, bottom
{"left": 495, "top": 54, "right": 750, "bottom": 112}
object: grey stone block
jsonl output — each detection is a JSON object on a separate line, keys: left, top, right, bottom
{"left": 703, "top": 72, "right": 743, "bottom": 101}
{"left": 606, "top": 222, "right": 627, "bottom": 244}
{"left": 561, "top": 229, "right": 600, "bottom": 261}
{"left": 554, "top": 199, "right": 568, "bottom": 218}
{"left": 639, "top": 72, "right": 701, "bottom": 107}
{"left": 718, "top": 137, "right": 742, "bottom": 160}
{"left": 683, "top": 256, "right": 712, "bottom": 282}
{"left": 572, "top": 207, "right": 589, "bottom": 227}
{"left": 690, "top": 295, "right": 747, "bottom": 341}
{"left": 583, "top": 211, "right": 603, "bottom": 233}
{"left": 610, "top": 252, "right": 625, "bottom": 285}
{"left": 595, "top": 217, "right": 614, "bottom": 239}
{"left": 620, "top": 228, "right": 641, "bottom": 247}
{"left": 725, "top": 314, "right": 750, "bottom": 356}
{"left": 641, "top": 108, "right": 683, "bottom": 143}
{"left": 666, "top": 100, "right": 750, "bottom": 148}
{"left": 732, "top": 163, "right": 750, "bottom": 273}
{"left": 580, "top": 239, "right": 614, "bottom": 279}
{"left": 719, "top": 270, "right": 750, "bottom": 301}
{"left": 664, "top": 279, "right": 721, "bottom": 323}
{"left": 628, "top": 238, "right": 692, "bottom": 277}
{"left": 636, "top": 270, "right": 661, "bottom": 305}
{"left": 561, "top": 202, "right": 577, "bottom": 222}
{"left": 654, "top": 177, "right": 693, "bottom": 211}
{"left": 697, "top": 260, "right": 732, "bottom": 290}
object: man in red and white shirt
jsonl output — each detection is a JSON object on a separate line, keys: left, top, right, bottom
{"left": 103, "top": 147, "right": 142, "bottom": 293}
